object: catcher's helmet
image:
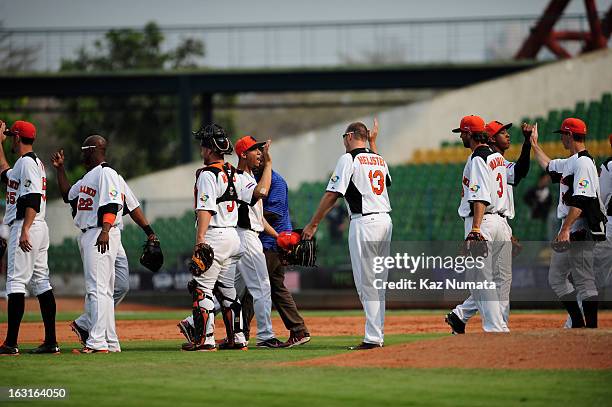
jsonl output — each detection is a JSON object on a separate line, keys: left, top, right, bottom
{"left": 193, "top": 123, "right": 234, "bottom": 155}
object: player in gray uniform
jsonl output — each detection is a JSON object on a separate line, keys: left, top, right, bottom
{"left": 531, "top": 118, "right": 606, "bottom": 328}
{"left": 563, "top": 133, "right": 612, "bottom": 327}
{"left": 52, "top": 150, "right": 158, "bottom": 345}
{"left": 0, "top": 120, "right": 58, "bottom": 356}
{"left": 446, "top": 120, "right": 532, "bottom": 333}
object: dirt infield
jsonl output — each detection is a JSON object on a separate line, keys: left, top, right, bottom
{"left": 7, "top": 297, "right": 612, "bottom": 346}
{"left": 293, "top": 330, "right": 612, "bottom": 370}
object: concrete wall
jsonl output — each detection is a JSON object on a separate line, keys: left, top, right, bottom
{"left": 46, "top": 49, "right": 612, "bottom": 243}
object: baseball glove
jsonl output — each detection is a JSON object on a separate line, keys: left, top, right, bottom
{"left": 551, "top": 238, "right": 570, "bottom": 253}
{"left": 276, "top": 230, "right": 317, "bottom": 267}
{"left": 189, "top": 243, "right": 214, "bottom": 276}
{"left": 140, "top": 238, "right": 164, "bottom": 272}
{"left": 0, "top": 237, "right": 6, "bottom": 258}
{"left": 465, "top": 230, "right": 488, "bottom": 258}
{"left": 511, "top": 235, "right": 523, "bottom": 258}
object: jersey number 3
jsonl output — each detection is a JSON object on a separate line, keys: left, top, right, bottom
{"left": 368, "top": 170, "right": 385, "bottom": 195}
{"left": 496, "top": 173, "right": 504, "bottom": 198}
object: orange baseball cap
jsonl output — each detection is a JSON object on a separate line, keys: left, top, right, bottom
{"left": 485, "top": 121, "right": 512, "bottom": 138}
{"left": 452, "top": 115, "right": 485, "bottom": 133}
{"left": 5, "top": 120, "right": 36, "bottom": 140}
{"left": 553, "top": 118, "right": 587, "bottom": 136}
{"left": 277, "top": 231, "right": 300, "bottom": 251}
{"left": 235, "top": 136, "right": 265, "bottom": 157}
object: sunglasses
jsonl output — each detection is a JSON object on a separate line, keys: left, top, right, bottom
{"left": 80, "top": 145, "right": 97, "bottom": 151}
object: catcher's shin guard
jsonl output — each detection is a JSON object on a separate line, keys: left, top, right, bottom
{"left": 192, "top": 287, "right": 215, "bottom": 346}
{"left": 214, "top": 284, "right": 244, "bottom": 344}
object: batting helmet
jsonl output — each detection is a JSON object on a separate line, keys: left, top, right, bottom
{"left": 193, "top": 123, "right": 234, "bottom": 155}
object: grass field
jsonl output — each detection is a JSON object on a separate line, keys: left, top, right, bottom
{"left": 1, "top": 310, "right": 611, "bottom": 407}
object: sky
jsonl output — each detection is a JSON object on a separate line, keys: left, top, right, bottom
{"left": 2, "top": 0, "right": 611, "bottom": 29}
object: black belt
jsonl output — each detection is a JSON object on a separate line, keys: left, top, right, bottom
{"left": 81, "top": 226, "right": 97, "bottom": 233}
{"left": 485, "top": 212, "right": 506, "bottom": 218}
{"left": 350, "top": 212, "right": 385, "bottom": 220}
{"left": 210, "top": 225, "right": 233, "bottom": 229}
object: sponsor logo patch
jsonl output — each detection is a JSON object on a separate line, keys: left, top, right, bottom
{"left": 200, "top": 193, "right": 209, "bottom": 203}
{"left": 330, "top": 175, "right": 339, "bottom": 183}
{"left": 109, "top": 187, "right": 118, "bottom": 198}
{"left": 469, "top": 184, "right": 480, "bottom": 193}
{"left": 578, "top": 179, "right": 589, "bottom": 189}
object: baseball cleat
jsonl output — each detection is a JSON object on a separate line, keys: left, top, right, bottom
{"left": 69, "top": 321, "right": 89, "bottom": 346}
{"left": 218, "top": 339, "right": 248, "bottom": 351}
{"left": 29, "top": 343, "right": 61, "bottom": 354}
{"left": 445, "top": 312, "right": 466, "bottom": 335}
{"left": 282, "top": 332, "right": 311, "bottom": 348}
{"left": 256, "top": 338, "right": 285, "bottom": 348}
{"left": 0, "top": 342, "right": 19, "bottom": 356}
{"left": 181, "top": 342, "right": 217, "bottom": 352}
{"left": 348, "top": 342, "right": 383, "bottom": 350}
{"left": 71, "top": 347, "right": 109, "bottom": 354}
{"left": 177, "top": 320, "right": 195, "bottom": 343}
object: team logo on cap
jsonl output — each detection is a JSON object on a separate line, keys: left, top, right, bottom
{"left": 578, "top": 179, "right": 589, "bottom": 189}
{"left": 109, "top": 187, "right": 118, "bottom": 198}
{"left": 469, "top": 184, "right": 480, "bottom": 193}
{"left": 200, "top": 193, "right": 209, "bottom": 203}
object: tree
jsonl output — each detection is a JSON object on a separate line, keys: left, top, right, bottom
{"left": 54, "top": 22, "right": 205, "bottom": 181}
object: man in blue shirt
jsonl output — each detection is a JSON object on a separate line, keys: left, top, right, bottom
{"left": 243, "top": 166, "right": 310, "bottom": 347}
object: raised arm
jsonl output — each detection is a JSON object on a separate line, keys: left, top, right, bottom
{"left": 252, "top": 141, "right": 272, "bottom": 201}
{"left": 529, "top": 123, "right": 551, "bottom": 170}
{"left": 51, "top": 149, "right": 72, "bottom": 202}
{"left": 368, "top": 117, "right": 379, "bottom": 154}
{"left": 0, "top": 120, "right": 12, "bottom": 176}
{"left": 512, "top": 123, "right": 533, "bottom": 185}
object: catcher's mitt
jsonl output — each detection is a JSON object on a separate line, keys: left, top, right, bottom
{"left": 276, "top": 230, "right": 317, "bottom": 267}
{"left": 465, "top": 230, "right": 488, "bottom": 258}
{"left": 140, "top": 238, "right": 163, "bottom": 272}
{"left": 190, "top": 243, "right": 214, "bottom": 276}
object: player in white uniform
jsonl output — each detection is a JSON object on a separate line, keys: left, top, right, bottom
{"left": 595, "top": 135, "right": 612, "bottom": 296}
{"left": 52, "top": 152, "right": 158, "bottom": 345}
{"left": 181, "top": 124, "right": 272, "bottom": 352}
{"left": 531, "top": 118, "right": 606, "bottom": 328}
{"left": 446, "top": 115, "right": 511, "bottom": 333}
{"left": 52, "top": 135, "right": 125, "bottom": 353}
{"left": 446, "top": 120, "right": 532, "bottom": 333}
{"left": 303, "top": 119, "right": 392, "bottom": 350}
{"left": 178, "top": 136, "right": 282, "bottom": 348}
{"left": 0, "top": 120, "right": 58, "bottom": 356}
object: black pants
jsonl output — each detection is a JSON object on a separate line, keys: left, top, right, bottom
{"left": 242, "top": 249, "right": 308, "bottom": 338}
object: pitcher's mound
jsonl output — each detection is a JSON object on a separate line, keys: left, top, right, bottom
{"left": 293, "top": 330, "right": 612, "bottom": 370}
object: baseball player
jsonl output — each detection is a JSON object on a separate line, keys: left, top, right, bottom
{"left": 181, "top": 124, "right": 272, "bottom": 352}
{"left": 563, "top": 133, "right": 612, "bottom": 328}
{"left": 445, "top": 120, "right": 532, "bottom": 333}
{"left": 531, "top": 118, "right": 606, "bottom": 328}
{"left": 178, "top": 136, "right": 283, "bottom": 348}
{"left": 302, "top": 119, "right": 392, "bottom": 350}
{"left": 447, "top": 115, "right": 511, "bottom": 333}
{"left": 55, "top": 135, "right": 125, "bottom": 353}
{"left": 0, "top": 120, "right": 58, "bottom": 356}
{"left": 52, "top": 150, "right": 158, "bottom": 346}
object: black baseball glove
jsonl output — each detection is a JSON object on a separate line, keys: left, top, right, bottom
{"left": 140, "top": 238, "right": 164, "bottom": 272}
{"left": 0, "top": 237, "right": 6, "bottom": 258}
{"left": 465, "top": 230, "right": 488, "bottom": 258}
{"left": 289, "top": 238, "right": 317, "bottom": 267}
{"left": 189, "top": 243, "right": 214, "bottom": 276}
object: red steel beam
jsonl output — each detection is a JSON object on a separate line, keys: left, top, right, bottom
{"left": 515, "top": 0, "right": 571, "bottom": 59}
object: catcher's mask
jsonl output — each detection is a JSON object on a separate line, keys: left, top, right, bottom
{"left": 194, "top": 123, "right": 234, "bottom": 155}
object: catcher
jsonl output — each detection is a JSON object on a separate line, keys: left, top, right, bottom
{"left": 181, "top": 124, "right": 272, "bottom": 352}
{"left": 52, "top": 149, "right": 162, "bottom": 347}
